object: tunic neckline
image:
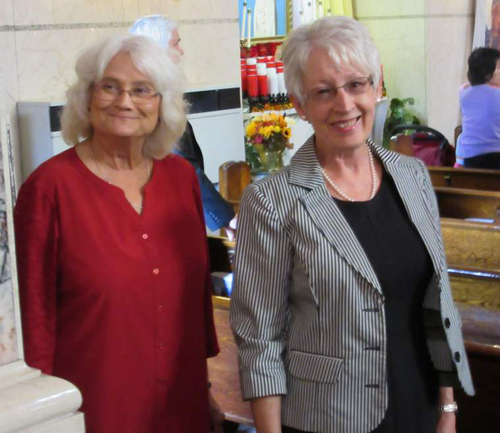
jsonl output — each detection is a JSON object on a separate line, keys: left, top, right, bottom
{"left": 70, "top": 146, "right": 157, "bottom": 220}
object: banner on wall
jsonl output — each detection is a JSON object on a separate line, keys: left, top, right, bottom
{"left": 473, "top": 0, "right": 500, "bottom": 49}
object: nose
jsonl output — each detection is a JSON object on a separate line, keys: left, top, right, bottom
{"left": 332, "top": 88, "right": 354, "bottom": 112}
{"left": 114, "top": 89, "right": 135, "bottom": 108}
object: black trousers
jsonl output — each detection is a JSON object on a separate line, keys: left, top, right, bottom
{"left": 463, "top": 151, "right": 500, "bottom": 169}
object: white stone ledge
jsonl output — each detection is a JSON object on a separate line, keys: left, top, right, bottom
{"left": 0, "top": 361, "right": 84, "bottom": 432}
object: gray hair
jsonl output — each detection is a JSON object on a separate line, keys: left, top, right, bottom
{"left": 61, "top": 34, "right": 187, "bottom": 159}
{"left": 129, "top": 15, "right": 177, "bottom": 49}
{"left": 282, "top": 16, "right": 381, "bottom": 105}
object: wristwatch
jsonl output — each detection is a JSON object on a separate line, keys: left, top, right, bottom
{"left": 438, "top": 402, "right": 458, "bottom": 413}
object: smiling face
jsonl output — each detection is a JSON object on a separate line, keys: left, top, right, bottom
{"left": 291, "top": 48, "right": 379, "bottom": 155}
{"left": 89, "top": 52, "right": 161, "bottom": 141}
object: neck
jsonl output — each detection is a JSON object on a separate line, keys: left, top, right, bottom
{"left": 89, "top": 133, "right": 148, "bottom": 170}
{"left": 317, "top": 141, "right": 370, "bottom": 173}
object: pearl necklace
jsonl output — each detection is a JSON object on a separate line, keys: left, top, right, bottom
{"left": 320, "top": 146, "right": 378, "bottom": 202}
{"left": 90, "top": 146, "right": 151, "bottom": 213}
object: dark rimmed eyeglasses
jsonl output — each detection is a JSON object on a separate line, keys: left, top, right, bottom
{"left": 305, "top": 76, "right": 374, "bottom": 104}
{"left": 93, "top": 82, "right": 161, "bottom": 104}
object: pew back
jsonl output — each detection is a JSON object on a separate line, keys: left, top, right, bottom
{"left": 435, "top": 187, "right": 500, "bottom": 220}
{"left": 429, "top": 166, "right": 500, "bottom": 191}
{"left": 441, "top": 218, "right": 500, "bottom": 272}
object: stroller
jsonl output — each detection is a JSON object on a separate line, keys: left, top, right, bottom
{"left": 390, "top": 124, "right": 456, "bottom": 167}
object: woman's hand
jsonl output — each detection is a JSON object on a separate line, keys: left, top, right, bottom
{"left": 224, "top": 215, "right": 238, "bottom": 241}
{"left": 436, "top": 387, "right": 456, "bottom": 433}
{"left": 208, "top": 389, "right": 224, "bottom": 433}
{"left": 436, "top": 412, "right": 456, "bottom": 433}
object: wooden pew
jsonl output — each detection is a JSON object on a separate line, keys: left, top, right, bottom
{"left": 441, "top": 218, "right": 500, "bottom": 272}
{"left": 455, "top": 303, "right": 500, "bottom": 433}
{"left": 449, "top": 268, "right": 500, "bottom": 310}
{"left": 219, "top": 161, "right": 251, "bottom": 215}
{"left": 208, "top": 297, "right": 253, "bottom": 427}
{"left": 429, "top": 166, "right": 500, "bottom": 191}
{"left": 435, "top": 187, "right": 500, "bottom": 220}
{"left": 389, "top": 135, "right": 414, "bottom": 157}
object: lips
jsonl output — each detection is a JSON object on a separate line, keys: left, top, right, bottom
{"left": 109, "top": 114, "right": 140, "bottom": 120}
{"left": 331, "top": 116, "right": 360, "bottom": 131}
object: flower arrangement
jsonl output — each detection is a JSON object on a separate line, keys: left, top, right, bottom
{"left": 245, "top": 113, "right": 293, "bottom": 173}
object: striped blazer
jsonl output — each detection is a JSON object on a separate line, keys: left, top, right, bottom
{"left": 230, "top": 137, "right": 474, "bottom": 433}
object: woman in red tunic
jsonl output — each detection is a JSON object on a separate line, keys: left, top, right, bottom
{"left": 14, "top": 34, "right": 219, "bottom": 432}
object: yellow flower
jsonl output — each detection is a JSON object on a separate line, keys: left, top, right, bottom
{"left": 246, "top": 122, "right": 257, "bottom": 138}
{"left": 262, "top": 126, "right": 273, "bottom": 139}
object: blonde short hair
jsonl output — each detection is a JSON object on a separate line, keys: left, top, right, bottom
{"left": 61, "top": 34, "right": 187, "bottom": 159}
{"left": 282, "top": 16, "right": 381, "bottom": 105}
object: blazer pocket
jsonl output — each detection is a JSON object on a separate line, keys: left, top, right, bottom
{"left": 288, "top": 350, "right": 344, "bottom": 384}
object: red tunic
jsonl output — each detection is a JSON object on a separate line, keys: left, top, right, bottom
{"left": 14, "top": 148, "right": 219, "bottom": 433}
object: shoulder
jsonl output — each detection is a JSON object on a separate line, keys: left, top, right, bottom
{"left": 155, "top": 153, "right": 197, "bottom": 182}
{"left": 241, "top": 168, "right": 299, "bottom": 220}
{"left": 243, "top": 168, "right": 291, "bottom": 199}
{"left": 20, "top": 148, "right": 79, "bottom": 196}
{"left": 157, "top": 152, "right": 195, "bottom": 171}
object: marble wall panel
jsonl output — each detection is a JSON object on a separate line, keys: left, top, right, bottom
{"left": 361, "top": 18, "right": 427, "bottom": 121}
{"left": 180, "top": 22, "right": 241, "bottom": 89}
{"left": 425, "top": 0, "right": 475, "bottom": 16}
{"left": 15, "top": 27, "right": 126, "bottom": 103}
{"left": 0, "top": 31, "right": 19, "bottom": 364}
{"left": 0, "top": 279, "right": 18, "bottom": 366}
{"left": 139, "top": 0, "right": 238, "bottom": 21}
{"left": 354, "top": 0, "right": 424, "bottom": 18}
{"left": 426, "top": 16, "right": 474, "bottom": 143}
{"left": 0, "top": 0, "right": 14, "bottom": 26}
{"left": 0, "top": 31, "right": 22, "bottom": 193}
{"left": 13, "top": 0, "right": 139, "bottom": 26}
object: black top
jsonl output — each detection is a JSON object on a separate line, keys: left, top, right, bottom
{"left": 334, "top": 171, "right": 439, "bottom": 433}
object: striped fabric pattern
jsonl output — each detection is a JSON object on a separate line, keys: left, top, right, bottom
{"left": 230, "top": 137, "right": 474, "bottom": 433}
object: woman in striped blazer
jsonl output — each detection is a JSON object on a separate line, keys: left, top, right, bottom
{"left": 230, "top": 16, "right": 474, "bottom": 433}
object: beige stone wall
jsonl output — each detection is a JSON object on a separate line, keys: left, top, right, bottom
{"left": 425, "top": 0, "right": 475, "bottom": 143}
{"left": 354, "top": 0, "right": 475, "bottom": 143}
{"left": 0, "top": 0, "right": 241, "bottom": 186}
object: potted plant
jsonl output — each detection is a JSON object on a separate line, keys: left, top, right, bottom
{"left": 383, "top": 97, "right": 422, "bottom": 148}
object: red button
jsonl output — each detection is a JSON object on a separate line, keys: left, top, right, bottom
{"left": 142, "top": 234, "right": 148, "bottom": 239}
{"left": 153, "top": 268, "right": 160, "bottom": 275}
{"left": 158, "top": 305, "right": 163, "bottom": 312}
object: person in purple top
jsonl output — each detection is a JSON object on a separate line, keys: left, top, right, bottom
{"left": 458, "top": 47, "right": 500, "bottom": 169}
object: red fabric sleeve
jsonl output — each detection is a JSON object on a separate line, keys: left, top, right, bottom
{"left": 14, "top": 179, "right": 59, "bottom": 374}
{"left": 190, "top": 167, "right": 220, "bottom": 358}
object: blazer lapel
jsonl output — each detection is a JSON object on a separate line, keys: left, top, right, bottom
{"left": 371, "top": 143, "right": 445, "bottom": 275}
{"left": 289, "top": 137, "right": 382, "bottom": 293}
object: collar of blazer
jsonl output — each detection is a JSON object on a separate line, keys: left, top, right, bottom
{"left": 288, "top": 135, "right": 445, "bottom": 292}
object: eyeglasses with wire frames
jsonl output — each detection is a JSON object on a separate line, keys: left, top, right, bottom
{"left": 92, "top": 81, "right": 161, "bottom": 104}
{"left": 304, "top": 76, "right": 374, "bottom": 104}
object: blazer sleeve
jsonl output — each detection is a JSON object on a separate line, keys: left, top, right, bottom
{"left": 14, "top": 178, "right": 59, "bottom": 375}
{"left": 229, "top": 182, "right": 292, "bottom": 400}
{"left": 417, "top": 159, "right": 461, "bottom": 386}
